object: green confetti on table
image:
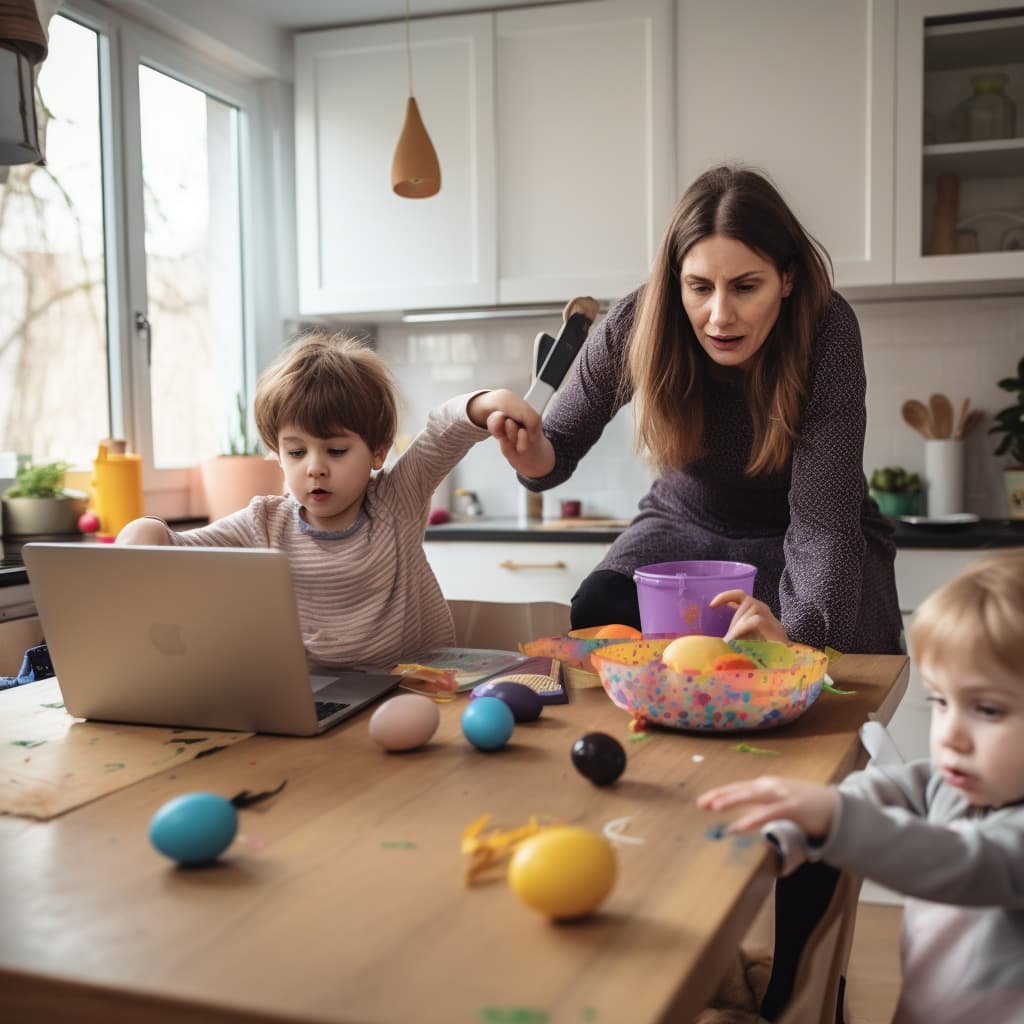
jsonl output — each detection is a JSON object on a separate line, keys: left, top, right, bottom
{"left": 628, "top": 731, "right": 651, "bottom": 743}
{"left": 380, "top": 840, "right": 417, "bottom": 849}
{"left": 103, "top": 762, "right": 126, "bottom": 773}
{"left": 479, "top": 1008, "right": 549, "bottom": 1024}
{"left": 823, "top": 679, "right": 855, "bottom": 695}
{"left": 40, "top": 701, "right": 64, "bottom": 708}
{"left": 733, "top": 742, "right": 779, "bottom": 756}
{"left": 10, "top": 739, "right": 46, "bottom": 748}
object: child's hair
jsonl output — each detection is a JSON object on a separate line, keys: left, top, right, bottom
{"left": 909, "top": 549, "right": 1024, "bottom": 675}
{"left": 254, "top": 331, "right": 398, "bottom": 454}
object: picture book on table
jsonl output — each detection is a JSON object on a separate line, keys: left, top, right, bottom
{"left": 390, "top": 648, "right": 565, "bottom": 702}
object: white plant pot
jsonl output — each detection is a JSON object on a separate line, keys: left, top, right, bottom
{"left": 1, "top": 495, "right": 87, "bottom": 537}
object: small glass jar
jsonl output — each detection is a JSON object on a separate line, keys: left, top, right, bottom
{"left": 966, "top": 73, "right": 1016, "bottom": 142}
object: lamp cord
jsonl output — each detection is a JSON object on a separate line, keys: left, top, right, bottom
{"left": 404, "top": 0, "right": 413, "bottom": 97}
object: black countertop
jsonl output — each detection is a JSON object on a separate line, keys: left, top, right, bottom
{"left": 4, "top": 516, "right": 1024, "bottom": 590}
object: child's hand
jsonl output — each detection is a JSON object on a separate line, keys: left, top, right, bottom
{"left": 468, "top": 389, "right": 556, "bottom": 479}
{"left": 710, "top": 589, "right": 788, "bottom": 643}
{"left": 115, "top": 517, "right": 171, "bottom": 545}
{"left": 697, "top": 775, "right": 839, "bottom": 839}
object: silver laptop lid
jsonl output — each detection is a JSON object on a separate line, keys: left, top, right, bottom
{"left": 23, "top": 544, "right": 348, "bottom": 736}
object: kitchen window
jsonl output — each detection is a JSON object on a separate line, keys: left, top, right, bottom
{"left": 0, "top": 1, "right": 260, "bottom": 517}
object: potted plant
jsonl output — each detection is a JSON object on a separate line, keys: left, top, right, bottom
{"left": 199, "top": 394, "right": 284, "bottom": 521}
{"left": 2, "top": 460, "right": 87, "bottom": 537}
{"left": 868, "top": 466, "right": 923, "bottom": 518}
{"left": 989, "top": 354, "right": 1024, "bottom": 521}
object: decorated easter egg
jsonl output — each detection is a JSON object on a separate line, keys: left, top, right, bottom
{"left": 571, "top": 732, "right": 626, "bottom": 786}
{"left": 662, "top": 635, "right": 732, "bottom": 673}
{"left": 461, "top": 696, "right": 515, "bottom": 751}
{"left": 508, "top": 826, "right": 616, "bottom": 919}
{"left": 593, "top": 623, "right": 643, "bottom": 640}
{"left": 472, "top": 681, "right": 543, "bottom": 722}
{"left": 149, "top": 792, "right": 238, "bottom": 866}
{"left": 369, "top": 694, "right": 440, "bottom": 751}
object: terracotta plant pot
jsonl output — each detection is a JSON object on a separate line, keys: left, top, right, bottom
{"left": 200, "top": 456, "right": 285, "bottom": 522}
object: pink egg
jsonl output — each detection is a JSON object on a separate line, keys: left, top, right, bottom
{"left": 368, "top": 694, "right": 440, "bottom": 751}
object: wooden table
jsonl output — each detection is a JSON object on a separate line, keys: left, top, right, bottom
{"left": 0, "top": 654, "right": 907, "bottom": 1024}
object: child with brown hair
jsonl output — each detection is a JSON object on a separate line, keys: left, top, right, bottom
{"left": 698, "top": 549, "right": 1024, "bottom": 1022}
{"left": 116, "top": 331, "right": 542, "bottom": 669}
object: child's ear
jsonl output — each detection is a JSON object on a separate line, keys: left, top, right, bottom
{"left": 371, "top": 445, "right": 390, "bottom": 471}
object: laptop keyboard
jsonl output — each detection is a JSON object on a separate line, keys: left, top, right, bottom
{"left": 315, "top": 700, "right": 351, "bottom": 721}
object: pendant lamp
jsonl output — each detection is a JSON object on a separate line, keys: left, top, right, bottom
{"left": 0, "top": 0, "right": 48, "bottom": 167}
{"left": 390, "top": 0, "right": 440, "bottom": 198}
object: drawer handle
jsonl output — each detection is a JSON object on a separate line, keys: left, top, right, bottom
{"left": 499, "top": 559, "right": 568, "bottom": 571}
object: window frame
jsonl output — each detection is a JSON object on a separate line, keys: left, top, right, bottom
{"left": 57, "top": 0, "right": 269, "bottom": 518}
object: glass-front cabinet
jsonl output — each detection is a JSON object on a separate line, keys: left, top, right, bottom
{"left": 895, "top": 0, "right": 1024, "bottom": 283}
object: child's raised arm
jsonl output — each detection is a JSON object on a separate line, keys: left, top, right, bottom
{"left": 468, "top": 389, "right": 556, "bottom": 480}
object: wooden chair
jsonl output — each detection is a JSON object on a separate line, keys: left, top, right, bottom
{"left": 447, "top": 599, "right": 570, "bottom": 651}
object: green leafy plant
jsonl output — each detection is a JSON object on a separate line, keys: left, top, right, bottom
{"left": 224, "top": 393, "right": 264, "bottom": 457}
{"left": 869, "top": 466, "right": 922, "bottom": 494}
{"left": 989, "top": 355, "right": 1024, "bottom": 466}
{"left": 3, "top": 460, "right": 72, "bottom": 499}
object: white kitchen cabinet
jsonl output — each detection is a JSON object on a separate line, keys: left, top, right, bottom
{"left": 294, "top": 16, "right": 497, "bottom": 313}
{"left": 495, "top": 0, "right": 675, "bottom": 303}
{"left": 894, "top": 0, "right": 1024, "bottom": 284}
{"left": 675, "top": 0, "right": 896, "bottom": 288}
{"left": 423, "top": 540, "right": 609, "bottom": 605}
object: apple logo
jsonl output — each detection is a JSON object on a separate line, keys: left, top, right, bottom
{"left": 149, "top": 622, "right": 186, "bottom": 656}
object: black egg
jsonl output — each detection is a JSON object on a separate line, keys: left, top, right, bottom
{"left": 474, "top": 681, "right": 544, "bottom": 722}
{"left": 571, "top": 732, "right": 626, "bottom": 786}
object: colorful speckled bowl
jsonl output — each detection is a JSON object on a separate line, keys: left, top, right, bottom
{"left": 589, "top": 639, "right": 828, "bottom": 732}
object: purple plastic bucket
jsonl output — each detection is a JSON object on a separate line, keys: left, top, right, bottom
{"left": 633, "top": 560, "right": 757, "bottom": 638}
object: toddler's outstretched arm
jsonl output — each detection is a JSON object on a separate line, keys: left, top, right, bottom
{"left": 697, "top": 775, "right": 839, "bottom": 839}
{"left": 468, "top": 388, "right": 556, "bottom": 479}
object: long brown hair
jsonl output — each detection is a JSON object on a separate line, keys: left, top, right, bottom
{"left": 627, "top": 166, "right": 833, "bottom": 475}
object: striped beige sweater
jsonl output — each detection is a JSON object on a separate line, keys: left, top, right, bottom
{"left": 162, "top": 395, "right": 488, "bottom": 669}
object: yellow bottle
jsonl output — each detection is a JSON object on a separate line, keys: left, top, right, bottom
{"left": 91, "top": 440, "right": 143, "bottom": 542}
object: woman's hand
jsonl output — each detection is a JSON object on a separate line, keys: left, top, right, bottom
{"left": 115, "top": 517, "right": 171, "bottom": 545}
{"left": 468, "top": 389, "right": 556, "bottom": 479}
{"left": 710, "top": 589, "right": 788, "bottom": 643}
{"left": 697, "top": 775, "right": 839, "bottom": 839}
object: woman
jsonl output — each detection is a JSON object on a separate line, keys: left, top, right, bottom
{"left": 489, "top": 165, "right": 901, "bottom": 654}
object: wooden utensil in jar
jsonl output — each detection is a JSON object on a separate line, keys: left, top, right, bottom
{"left": 957, "top": 408, "right": 984, "bottom": 440}
{"left": 901, "top": 399, "right": 934, "bottom": 439}
{"left": 929, "top": 393, "right": 954, "bottom": 439}
{"left": 954, "top": 398, "right": 971, "bottom": 440}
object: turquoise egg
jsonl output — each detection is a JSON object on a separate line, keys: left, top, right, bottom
{"left": 461, "top": 696, "right": 515, "bottom": 751}
{"left": 149, "top": 792, "right": 238, "bottom": 866}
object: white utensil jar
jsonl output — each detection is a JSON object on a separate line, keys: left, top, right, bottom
{"left": 925, "top": 439, "right": 965, "bottom": 516}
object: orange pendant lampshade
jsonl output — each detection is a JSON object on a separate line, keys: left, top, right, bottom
{"left": 391, "top": 1, "right": 440, "bottom": 199}
{"left": 391, "top": 96, "right": 441, "bottom": 198}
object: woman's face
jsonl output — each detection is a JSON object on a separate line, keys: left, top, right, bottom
{"left": 679, "top": 234, "right": 793, "bottom": 371}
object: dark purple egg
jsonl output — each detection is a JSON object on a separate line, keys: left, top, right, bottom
{"left": 473, "top": 681, "right": 544, "bottom": 722}
{"left": 571, "top": 732, "right": 626, "bottom": 786}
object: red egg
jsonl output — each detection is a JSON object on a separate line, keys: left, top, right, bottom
{"left": 78, "top": 511, "right": 100, "bottom": 533}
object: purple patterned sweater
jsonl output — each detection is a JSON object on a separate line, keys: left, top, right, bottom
{"left": 523, "top": 289, "right": 902, "bottom": 654}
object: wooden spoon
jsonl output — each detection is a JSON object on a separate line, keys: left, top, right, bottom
{"left": 957, "top": 408, "right": 985, "bottom": 440}
{"left": 929, "top": 393, "right": 954, "bottom": 439}
{"left": 901, "top": 399, "right": 934, "bottom": 439}
{"left": 954, "top": 397, "right": 970, "bottom": 440}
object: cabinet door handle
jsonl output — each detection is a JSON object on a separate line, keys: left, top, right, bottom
{"left": 499, "top": 559, "right": 568, "bottom": 571}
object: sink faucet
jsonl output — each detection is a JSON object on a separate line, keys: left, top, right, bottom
{"left": 455, "top": 488, "right": 484, "bottom": 517}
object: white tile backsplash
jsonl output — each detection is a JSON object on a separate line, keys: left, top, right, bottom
{"left": 377, "top": 293, "right": 1023, "bottom": 519}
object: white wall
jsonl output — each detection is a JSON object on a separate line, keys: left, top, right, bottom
{"left": 376, "top": 294, "right": 1024, "bottom": 520}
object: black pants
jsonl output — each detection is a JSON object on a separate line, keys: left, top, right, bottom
{"left": 572, "top": 568, "right": 844, "bottom": 1021}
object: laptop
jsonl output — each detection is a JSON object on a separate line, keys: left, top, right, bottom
{"left": 22, "top": 543, "right": 402, "bottom": 736}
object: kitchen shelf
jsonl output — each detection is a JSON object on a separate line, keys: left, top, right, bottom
{"left": 924, "top": 12, "right": 1024, "bottom": 69}
{"left": 923, "top": 137, "right": 1024, "bottom": 179}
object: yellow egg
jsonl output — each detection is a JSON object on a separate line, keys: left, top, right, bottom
{"left": 662, "top": 634, "right": 732, "bottom": 673}
{"left": 508, "top": 826, "right": 616, "bottom": 919}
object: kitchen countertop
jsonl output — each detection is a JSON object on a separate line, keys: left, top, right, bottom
{"left": 3, "top": 516, "right": 1024, "bottom": 590}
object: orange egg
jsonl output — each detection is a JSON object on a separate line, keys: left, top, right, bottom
{"left": 710, "top": 653, "right": 759, "bottom": 672}
{"left": 593, "top": 623, "right": 644, "bottom": 640}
